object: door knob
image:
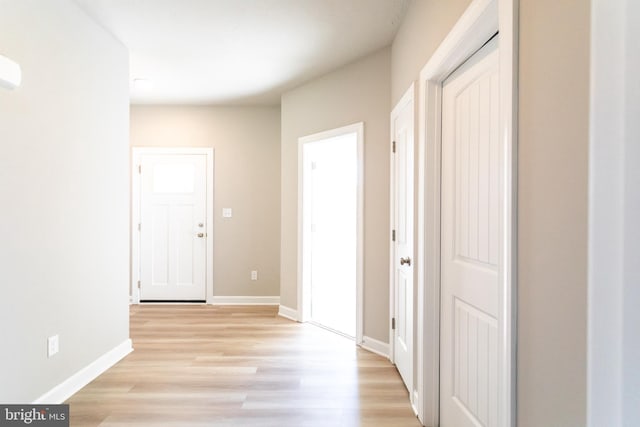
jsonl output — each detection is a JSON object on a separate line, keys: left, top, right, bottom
{"left": 197, "top": 233, "right": 204, "bottom": 238}
{"left": 400, "top": 257, "right": 411, "bottom": 266}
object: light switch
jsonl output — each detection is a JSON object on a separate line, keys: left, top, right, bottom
{"left": 222, "top": 208, "right": 233, "bottom": 218}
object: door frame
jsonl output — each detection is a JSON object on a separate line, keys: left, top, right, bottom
{"left": 296, "top": 122, "right": 364, "bottom": 344}
{"left": 131, "top": 147, "right": 215, "bottom": 304}
{"left": 416, "top": 0, "right": 518, "bottom": 425}
{"left": 388, "top": 83, "right": 415, "bottom": 400}
{"left": 588, "top": 0, "right": 640, "bottom": 424}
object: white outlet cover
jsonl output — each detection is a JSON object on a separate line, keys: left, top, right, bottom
{"left": 222, "top": 208, "right": 233, "bottom": 218}
{"left": 48, "top": 335, "right": 59, "bottom": 357}
{"left": 251, "top": 270, "right": 258, "bottom": 280}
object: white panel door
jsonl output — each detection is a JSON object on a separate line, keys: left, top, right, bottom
{"left": 440, "top": 37, "right": 501, "bottom": 427}
{"left": 140, "top": 154, "right": 207, "bottom": 301}
{"left": 392, "top": 88, "right": 414, "bottom": 392}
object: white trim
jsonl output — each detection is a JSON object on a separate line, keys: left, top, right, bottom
{"left": 131, "top": 147, "right": 215, "bottom": 304}
{"left": 499, "top": 2, "right": 518, "bottom": 426}
{"left": 209, "top": 296, "right": 280, "bottom": 305}
{"left": 278, "top": 305, "right": 299, "bottom": 322}
{"left": 416, "top": 0, "right": 518, "bottom": 425}
{"left": 131, "top": 149, "right": 141, "bottom": 303}
{"left": 33, "top": 339, "right": 132, "bottom": 404}
{"left": 296, "top": 122, "right": 365, "bottom": 345}
{"left": 205, "top": 149, "right": 215, "bottom": 305}
{"left": 588, "top": 0, "right": 640, "bottom": 425}
{"left": 360, "top": 336, "right": 390, "bottom": 358}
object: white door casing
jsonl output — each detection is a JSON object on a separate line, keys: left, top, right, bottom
{"left": 440, "top": 37, "right": 500, "bottom": 426}
{"left": 132, "top": 148, "right": 214, "bottom": 303}
{"left": 588, "top": 0, "right": 640, "bottom": 425}
{"left": 390, "top": 84, "right": 415, "bottom": 394}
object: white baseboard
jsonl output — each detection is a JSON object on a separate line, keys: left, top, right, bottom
{"left": 360, "top": 335, "right": 390, "bottom": 358}
{"left": 278, "top": 305, "right": 299, "bottom": 321}
{"left": 209, "top": 296, "right": 280, "bottom": 305}
{"left": 33, "top": 338, "right": 133, "bottom": 404}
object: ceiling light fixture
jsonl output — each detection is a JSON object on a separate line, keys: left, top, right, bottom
{"left": 0, "top": 54, "right": 22, "bottom": 90}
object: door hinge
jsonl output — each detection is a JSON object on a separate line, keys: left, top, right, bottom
{"left": 392, "top": 317, "right": 396, "bottom": 330}
{"left": 137, "top": 280, "right": 141, "bottom": 289}
{"left": 137, "top": 223, "right": 141, "bottom": 231}
{"left": 392, "top": 229, "right": 396, "bottom": 241}
{"left": 138, "top": 165, "right": 142, "bottom": 174}
{"left": 392, "top": 141, "right": 396, "bottom": 153}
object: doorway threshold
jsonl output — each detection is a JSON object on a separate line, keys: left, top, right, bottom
{"left": 308, "top": 321, "right": 355, "bottom": 342}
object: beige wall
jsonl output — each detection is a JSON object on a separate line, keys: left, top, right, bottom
{"left": 0, "top": 0, "right": 130, "bottom": 401}
{"left": 518, "top": 0, "right": 589, "bottom": 425}
{"left": 391, "top": 0, "right": 472, "bottom": 106}
{"left": 391, "top": 0, "right": 590, "bottom": 425}
{"left": 280, "top": 47, "right": 391, "bottom": 342}
{"left": 130, "top": 106, "right": 281, "bottom": 298}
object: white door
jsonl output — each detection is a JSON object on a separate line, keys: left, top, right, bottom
{"left": 139, "top": 154, "right": 207, "bottom": 301}
{"left": 304, "top": 134, "right": 357, "bottom": 337}
{"left": 440, "top": 37, "right": 500, "bottom": 426}
{"left": 391, "top": 86, "right": 414, "bottom": 392}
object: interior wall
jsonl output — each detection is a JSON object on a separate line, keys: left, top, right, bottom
{"left": 130, "top": 106, "right": 281, "bottom": 298}
{"left": 0, "top": 0, "right": 130, "bottom": 402}
{"left": 392, "top": 0, "right": 590, "bottom": 425}
{"left": 518, "top": 0, "right": 589, "bottom": 425}
{"left": 280, "top": 47, "right": 391, "bottom": 342}
{"left": 391, "top": 0, "right": 473, "bottom": 106}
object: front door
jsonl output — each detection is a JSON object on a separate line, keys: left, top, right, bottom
{"left": 440, "top": 37, "right": 501, "bottom": 426}
{"left": 391, "top": 86, "right": 414, "bottom": 393}
{"left": 139, "top": 153, "right": 207, "bottom": 301}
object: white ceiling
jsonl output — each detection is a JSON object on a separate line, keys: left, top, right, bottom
{"left": 73, "top": 0, "right": 409, "bottom": 105}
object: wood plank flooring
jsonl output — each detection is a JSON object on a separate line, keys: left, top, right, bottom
{"left": 67, "top": 305, "right": 422, "bottom": 426}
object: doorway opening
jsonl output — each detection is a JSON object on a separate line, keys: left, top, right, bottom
{"left": 297, "top": 123, "right": 363, "bottom": 342}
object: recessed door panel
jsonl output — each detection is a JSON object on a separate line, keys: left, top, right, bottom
{"left": 151, "top": 204, "right": 169, "bottom": 287}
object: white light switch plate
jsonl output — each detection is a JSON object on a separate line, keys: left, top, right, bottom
{"left": 222, "top": 208, "right": 233, "bottom": 218}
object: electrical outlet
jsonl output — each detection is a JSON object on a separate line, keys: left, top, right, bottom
{"left": 251, "top": 270, "right": 258, "bottom": 281}
{"left": 48, "top": 335, "right": 59, "bottom": 358}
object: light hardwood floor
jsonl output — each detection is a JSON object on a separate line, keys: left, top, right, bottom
{"left": 67, "top": 305, "right": 422, "bottom": 426}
